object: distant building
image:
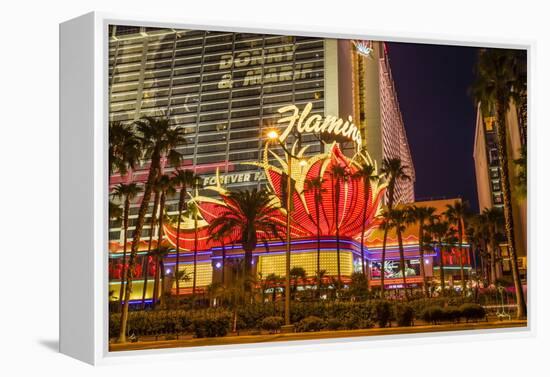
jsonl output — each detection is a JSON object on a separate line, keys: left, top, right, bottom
{"left": 473, "top": 101, "right": 527, "bottom": 275}
{"left": 343, "top": 41, "right": 416, "bottom": 204}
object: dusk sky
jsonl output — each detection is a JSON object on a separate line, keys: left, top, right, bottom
{"left": 386, "top": 42, "right": 480, "bottom": 211}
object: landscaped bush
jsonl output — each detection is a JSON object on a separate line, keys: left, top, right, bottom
{"left": 108, "top": 309, "right": 230, "bottom": 339}
{"left": 374, "top": 300, "right": 393, "bottom": 328}
{"left": 421, "top": 306, "right": 444, "bottom": 324}
{"left": 110, "top": 313, "right": 121, "bottom": 339}
{"left": 459, "top": 303, "right": 486, "bottom": 322}
{"left": 326, "top": 318, "right": 344, "bottom": 330}
{"left": 296, "top": 316, "right": 325, "bottom": 332}
{"left": 191, "top": 314, "right": 231, "bottom": 338}
{"left": 237, "top": 303, "right": 279, "bottom": 330}
{"left": 261, "top": 316, "right": 284, "bottom": 333}
{"left": 395, "top": 304, "right": 415, "bottom": 327}
{"left": 442, "top": 306, "right": 462, "bottom": 323}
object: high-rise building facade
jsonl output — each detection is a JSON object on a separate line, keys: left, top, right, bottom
{"left": 109, "top": 27, "right": 415, "bottom": 241}
{"left": 358, "top": 41, "right": 415, "bottom": 204}
{"left": 473, "top": 101, "right": 527, "bottom": 273}
{"left": 108, "top": 26, "right": 416, "bottom": 298}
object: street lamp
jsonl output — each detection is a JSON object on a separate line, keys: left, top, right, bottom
{"left": 266, "top": 129, "right": 305, "bottom": 327}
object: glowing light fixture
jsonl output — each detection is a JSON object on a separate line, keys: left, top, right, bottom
{"left": 267, "top": 129, "right": 279, "bottom": 140}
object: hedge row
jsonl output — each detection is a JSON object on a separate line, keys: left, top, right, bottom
{"left": 110, "top": 300, "right": 487, "bottom": 339}
{"left": 420, "top": 303, "right": 487, "bottom": 324}
{"left": 109, "top": 309, "right": 231, "bottom": 339}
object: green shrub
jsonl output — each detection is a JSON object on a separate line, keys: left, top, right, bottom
{"left": 326, "top": 318, "right": 344, "bottom": 330}
{"left": 421, "top": 306, "right": 444, "bottom": 324}
{"left": 395, "top": 304, "right": 415, "bottom": 327}
{"left": 442, "top": 306, "right": 461, "bottom": 323}
{"left": 374, "top": 300, "right": 393, "bottom": 328}
{"left": 237, "top": 303, "right": 279, "bottom": 330}
{"left": 261, "top": 316, "right": 284, "bottom": 333}
{"left": 296, "top": 316, "right": 325, "bottom": 332}
{"left": 459, "top": 303, "right": 486, "bottom": 322}
{"left": 192, "top": 315, "right": 231, "bottom": 338}
{"left": 110, "top": 313, "right": 121, "bottom": 339}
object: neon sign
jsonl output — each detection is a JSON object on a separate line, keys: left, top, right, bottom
{"left": 276, "top": 102, "right": 362, "bottom": 149}
{"left": 352, "top": 40, "right": 373, "bottom": 58}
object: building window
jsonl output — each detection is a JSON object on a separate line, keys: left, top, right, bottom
{"left": 489, "top": 147, "right": 499, "bottom": 166}
{"left": 483, "top": 116, "right": 495, "bottom": 131}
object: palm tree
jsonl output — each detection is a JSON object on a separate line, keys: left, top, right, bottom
{"left": 150, "top": 246, "right": 171, "bottom": 308}
{"left": 151, "top": 174, "right": 176, "bottom": 308}
{"left": 427, "top": 217, "right": 450, "bottom": 294}
{"left": 109, "top": 200, "right": 123, "bottom": 222}
{"left": 407, "top": 205, "right": 436, "bottom": 297}
{"left": 208, "top": 226, "right": 233, "bottom": 287}
{"left": 383, "top": 209, "right": 409, "bottom": 299}
{"left": 140, "top": 184, "right": 161, "bottom": 309}
{"left": 352, "top": 159, "right": 378, "bottom": 281}
{"left": 119, "top": 116, "right": 185, "bottom": 343}
{"left": 442, "top": 227, "right": 459, "bottom": 294}
{"left": 264, "top": 273, "right": 282, "bottom": 302}
{"left": 109, "top": 121, "right": 140, "bottom": 176}
{"left": 316, "top": 269, "right": 328, "bottom": 298}
{"left": 171, "top": 169, "right": 198, "bottom": 297}
{"left": 111, "top": 183, "right": 142, "bottom": 311}
{"left": 444, "top": 201, "right": 469, "bottom": 296}
{"left": 329, "top": 164, "right": 349, "bottom": 289}
{"left": 289, "top": 266, "right": 307, "bottom": 300}
{"left": 472, "top": 48, "right": 527, "bottom": 318}
{"left": 483, "top": 207, "right": 505, "bottom": 284}
{"left": 379, "top": 158, "right": 411, "bottom": 297}
{"left": 349, "top": 271, "right": 369, "bottom": 300}
{"left": 206, "top": 282, "right": 224, "bottom": 307}
{"left": 188, "top": 177, "right": 203, "bottom": 305}
{"left": 514, "top": 145, "right": 527, "bottom": 199}
{"left": 469, "top": 212, "right": 494, "bottom": 284}
{"left": 303, "top": 176, "right": 325, "bottom": 295}
{"left": 206, "top": 189, "right": 284, "bottom": 295}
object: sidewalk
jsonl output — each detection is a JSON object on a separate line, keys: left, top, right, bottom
{"left": 110, "top": 319, "right": 527, "bottom": 352}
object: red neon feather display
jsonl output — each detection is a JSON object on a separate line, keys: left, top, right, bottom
{"left": 163, "top": 144, "right": 386, "bottom": 250}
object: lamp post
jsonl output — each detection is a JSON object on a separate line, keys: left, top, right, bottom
{"left": 267, "top": 130, "right": 306, "bottom": 327}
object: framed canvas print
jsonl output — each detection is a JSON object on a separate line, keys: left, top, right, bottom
{"left": 60, "top": 12, "right": 531, "bottom": 365}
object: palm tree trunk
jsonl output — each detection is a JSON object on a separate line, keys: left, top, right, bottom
{"left": 175, "top": 186, "right": 185, "bottom": 298}
{"left": 361, "top": 177, "right": 368, "bottom": 282}
{"left": 458, "top": 223, "right": 466, "bottom": 296}
{"left": 118, "top": 197, "right": 130, "bottom": 312}
{"left": 380, "top": 183, "right": 395, "bottom": 299}
{"left": 397, "top": 227, "right": 408, "bottom": 300}
{"left": 418, "top": 224, "right": 428, "bottom": 297}
{"left": 192, "top": 204, "right": 198, "bottom": 307}
{"left": 141, "top": 191, "right": 160, "bottom": 309}
{"left": 152, "top": 191, "right": 166, "bottom": 308}
{"left": 316, "top": 190, "right": 321, "bottom": 298}
{"left": 221, "top": 241, "right": 226, "bottom": 286}
{"left": 119, "top": 153, "right": 160, "bottom": 343}
{"left": 489, "top": 242, "right": 497, "bottom": 285}
{"left": 380, "top": 227, "right": 389, "bottom": 298}
{"left": 439, "top": 240, "right": 446, "bottom": 293}
{"left": 496, "top": 102, "right": 527, "bottom": 318}
{"left": 334, "top": 178, "right": 341, "bottom": 290}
